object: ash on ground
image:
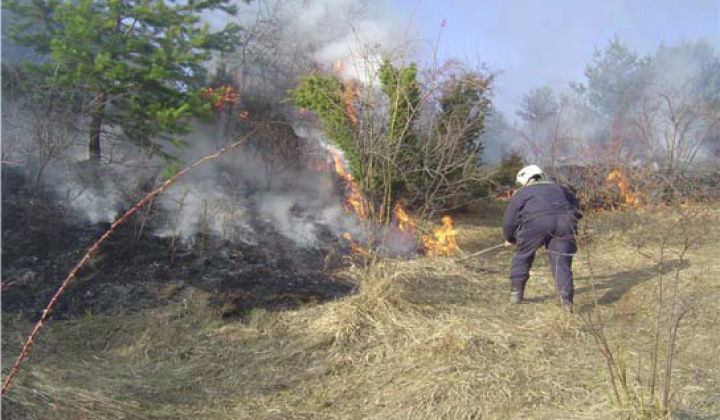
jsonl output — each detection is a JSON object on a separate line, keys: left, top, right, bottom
{"left": 1, "top": 166, "right": 356, "bottom": 321}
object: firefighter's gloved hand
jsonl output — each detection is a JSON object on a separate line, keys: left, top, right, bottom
{"left": 504, "top": 240, "right": 514, "bottom": 247}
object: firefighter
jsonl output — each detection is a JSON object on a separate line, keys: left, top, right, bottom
{"left": 502, "top": 165, "right": 582, "bottom": 307}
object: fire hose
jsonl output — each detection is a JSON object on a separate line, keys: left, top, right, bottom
{"left": 455, "top": 242, "right": 508, "bottom": 263}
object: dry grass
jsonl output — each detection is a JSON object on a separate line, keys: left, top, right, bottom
{"left": 3, "top": 203, "right": 719, "bottom": 419}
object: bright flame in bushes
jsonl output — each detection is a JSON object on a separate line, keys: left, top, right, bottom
{"left": 606, "top": 169, "right": 638, "bottom": 206}
{"left": 326, "top": 147, "right": 459, "bottom": 256}
{"left": 330, "top": 149, "right": 367, "bottom": 220}
{"left": 393, "top": 203, "right": 416, "bottom": 232}
{"left": 312, "top": 62, "right": 460, "bottom": 257}
{"left": 201, "top": 85, "right": 240, "bottom": 112}
{"left": 394, "top": 199, "right": 460, "bottom": 257}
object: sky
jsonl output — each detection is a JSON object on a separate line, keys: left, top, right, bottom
{"left": 391, "top": 0, "right": 720, "bottom": 116}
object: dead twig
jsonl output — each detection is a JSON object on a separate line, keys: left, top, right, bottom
{"left": 1, "top": 133, "right": 252, "bottom": 396}
{"left": 1, "top": 277, "right": 35, "bottom": 291}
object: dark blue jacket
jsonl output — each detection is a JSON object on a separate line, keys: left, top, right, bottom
{"left": 502, "top": 181, "right": 582, "bottom": 243}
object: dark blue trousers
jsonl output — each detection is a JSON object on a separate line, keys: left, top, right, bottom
{"left": 509, "top": 214, "right": 577, "bottom": 304}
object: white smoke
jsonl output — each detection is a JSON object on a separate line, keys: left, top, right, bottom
{"left": 276, "top": 0, "right": 407, "bottom": 83}
{"left": 479, "top": 109, "right": 519, "bottom": 164}
{"left": 1, "top": 0, "right": 416, "bottom": 250}
{"left": 0, "top": 98, "right": 158, "bottom": 224}
{"left": 156, "top": 174, "right": 257, "bottom": 245}
{"left": 486, "top": 39, "right": 719, "bottom": 170}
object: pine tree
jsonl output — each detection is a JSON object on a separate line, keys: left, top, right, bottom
{"left": 4, "top": 0, "right": 242, "bottom": 161}
{"left": 437, "top": 71, "right": 492, "bottom": 154}
{"left": 379, "top": 59, "right": 420, "bottom": 147}
{"left": 291, "top": 72, "right": 360, "bottom": 177}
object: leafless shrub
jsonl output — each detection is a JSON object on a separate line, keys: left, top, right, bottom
{"left": 408, "top": 60, "right": 494, "bottom": 219}
{"left": 577, "top": 173, "right": 712, "bottom": 418}
{"left": 2, "top": 65, "right": 84, "bottom": 190}
{"left": 222, "top": 0, "right": 316, "bottom": 100}
{"left": 241, "top": 100, "right": 304, "bottom": 188}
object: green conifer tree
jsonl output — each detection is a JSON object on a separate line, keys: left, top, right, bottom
{"left": 4, "top": 0, "right": 242, "bottom": 161}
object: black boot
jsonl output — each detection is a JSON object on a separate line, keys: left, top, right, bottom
{"left": 510, "top": 284, "right": 525, "bottom": 304}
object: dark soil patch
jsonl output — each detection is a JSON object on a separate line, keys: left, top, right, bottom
{"left": 2, "top": 166, "right": 355, "bottom": 321}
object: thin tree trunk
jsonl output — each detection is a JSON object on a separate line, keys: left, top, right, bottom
{"left": 88, "top": 91, "right": 107, "bottom": 161}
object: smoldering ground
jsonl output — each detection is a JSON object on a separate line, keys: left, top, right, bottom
{"left": 1, "top": 3, "right": 418, "bottom": 343}
{"left": 0, "top": 110, "right": 363, "bottom": 323}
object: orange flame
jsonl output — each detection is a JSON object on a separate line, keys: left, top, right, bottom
{"left": 332, "top": 59, "right": 345, "bottom": 73}
{"left": 606, "top": 169, "right": 638, "bottom": 206}
{"left": 320, "top": 75, "right": 459, "bottom": 257}
{"left": 393, "top": 203, "right": 416, "bottom": 232}
{"left": 321, "top": 114, "right": 459, "bottom": 257}
{"left": 341, "top": 232, "right": 368, "bottom": 255}
{"left": 343, "top": 82, "right": 358, "bottom": 125}
{"left": 330, "top": 150, "right": 367, "bottom": 220}
{"left": 422, "top": 216, "right": 458, "bottom": 257}
{"left": 329, "top": 59, "right": 358, "bottom": 126}
{"left": 394, "top": 203, "right": 458, "bottom": 256}
{"left": 202, "top": 85, "right": 240, "bottom": 112}
{"left": 327, "top": 147, "right": 372, "bottom": 254}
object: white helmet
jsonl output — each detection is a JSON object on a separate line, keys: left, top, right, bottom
{"left": 516, "top": 165, "right": 545, "bottom": 186}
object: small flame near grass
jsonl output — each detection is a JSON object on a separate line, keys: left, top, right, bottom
{"left": 606, "top": 169, "right": 639, "bottom": 206}
{"left": 326, "top": 147, "right": 458, "bottom": 256}
{"left": 423, "top": 216, "right": 458, "bottom": 257}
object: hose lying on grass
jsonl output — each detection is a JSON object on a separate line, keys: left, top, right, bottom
{"left": 1, "top": 133, "right": 253, "bottom": 396}
{"left": 455, "top": 243, "right": 507, "bottom": 263}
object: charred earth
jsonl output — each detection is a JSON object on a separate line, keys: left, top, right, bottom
{"left": 1, "top": 165, "right": 355, "bottom": 322}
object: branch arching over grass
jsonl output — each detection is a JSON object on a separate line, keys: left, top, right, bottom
{"left": 1, "top": 133, "right": 253, "bottom": 396}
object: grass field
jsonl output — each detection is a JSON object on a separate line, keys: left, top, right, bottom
{"left": 3, "top": 202, "right": 719, "bottom": 419}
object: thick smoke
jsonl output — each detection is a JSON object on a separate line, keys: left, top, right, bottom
{"left": 479, "top": 109, "right": 518, "bottom": 164}
{"left": 151, "top": 122, "right": 347, "bottom": 248}
{"left": 228, "top": 0, "right": 408, "bottom": 91}
{"left": 284, "top": 0, "right": 403, "bottom": 80}
{"left": 3, "top": 0, "right": 412, "bottom": 250}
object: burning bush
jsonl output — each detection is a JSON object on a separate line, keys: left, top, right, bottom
{"left": 291, "top": 57, "right": 492, "bottom": 255}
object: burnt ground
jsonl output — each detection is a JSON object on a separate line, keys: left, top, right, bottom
{"left": 1, "top": 166, "right": 355, "bottom": 321}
